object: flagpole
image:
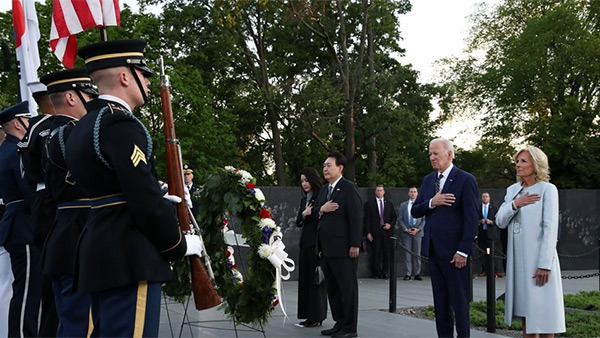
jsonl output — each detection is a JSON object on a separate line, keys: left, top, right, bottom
{"left": 100, "top": 27, "right": 108, "bottom": 42}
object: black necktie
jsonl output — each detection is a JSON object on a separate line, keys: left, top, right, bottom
{"left": 435, "top": 173, "right": 443, "bottom": 193}
{"left": 327, "top": 185, "right": 333, "bottom": 200}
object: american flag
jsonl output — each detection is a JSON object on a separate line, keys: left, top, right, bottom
{"left": 50, "top": 0, "right": 120, "bottom": 68}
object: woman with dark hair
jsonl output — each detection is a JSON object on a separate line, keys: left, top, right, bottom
{"left": 295, "top": 167, "right": 327, "bottom": 327}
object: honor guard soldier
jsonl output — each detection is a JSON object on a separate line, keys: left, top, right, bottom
{"left": 65, "top": 39, "right": 202, "bottom": 337}
{"left": 17, "top": 85, "right": 61, "bottom": 337}
{"left": 0, "top": 102, "right": 42, "bottom": 337}
{"left": 183, "top": 164, "right": 200, "bottom": 218}
{"left": 40, "top": 68, "right": 98, "bottom": 336}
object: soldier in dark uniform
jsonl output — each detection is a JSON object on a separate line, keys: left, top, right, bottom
{"left": 40, "top": 68, "right": 98, "bottom": 337}
{"left": 0, "top": 129, "right": 12, "bottom": 338}
{"left": 183, "top": 164, "right": 200, "bottom": 218}
{"left": 65, "top": 39, "right": 202, "bottom": 336}
{"left": 17, "top": 86, "right": 60, "bottom": 336}
{"left": 0, "top": 101, "right": 42, "bottom": 337}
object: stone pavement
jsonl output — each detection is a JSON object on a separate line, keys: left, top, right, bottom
{"left": 159, "top": 270, "right": 598, "bottom": 337}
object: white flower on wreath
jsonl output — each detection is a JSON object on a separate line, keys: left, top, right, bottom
{"left": 258, "top": 244, "right": 274, "bottom": 259}
{"left": 224, "top": 166, "right": 236, "bottom": 172}
{"left": 237, "top": 169, "right": 253, "bottom": 185}
{"left": 254, "top": 188, "right": 265, "bottom": 202}
{"left": 232, "top": 269, "right": 244, "bottom": 283}
{"left": 259, "top": 218, "right": 276, "bottom": 229}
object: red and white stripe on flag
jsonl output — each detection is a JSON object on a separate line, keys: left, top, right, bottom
{"left": 12, "top": 0, "right": 41, "bottom": 116}
{"left": 50, "top": 0, "right": 120, "bottom": 69}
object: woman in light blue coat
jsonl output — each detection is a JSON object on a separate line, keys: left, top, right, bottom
{"left": 495, "top": 146, "right": 565, "bottom": 337}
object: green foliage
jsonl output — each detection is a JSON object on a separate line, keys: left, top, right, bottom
{"left": 441, "top": 0, "right": 600, "bottom": 189}
{"left": 468, "top": 292, "right": 600, "bottom": 336}
{"left": 564, "top": 291, "right": 600, "bottom": 311}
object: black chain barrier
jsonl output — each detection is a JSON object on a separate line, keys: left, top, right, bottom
{"left": 397, "top": 240, "right": 600, "bottom": 280}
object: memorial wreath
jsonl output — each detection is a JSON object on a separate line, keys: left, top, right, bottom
{"left": 162, "top": 166, "right": 294, "bottom": 326}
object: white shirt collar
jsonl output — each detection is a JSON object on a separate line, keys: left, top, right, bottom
{"left": 99, "top": 94, "right": 132, "bottom": 112}
{"left": 329, "top": 176, "right": 342, "bottom": 190}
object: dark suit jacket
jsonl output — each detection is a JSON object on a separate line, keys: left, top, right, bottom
{"left": 364, "top": 198, "right": 397, "bottom": 236}
{"left": 316, "top": 177, "right": 363, "bottom": 258}
{"left": 478, "top": 203, "right": 499, "bottom": 241}
{"left": 411, "top": 166, "right": 478, "bottom": 260}
{"left": 296, "top": 194, "right": 319, "bottom": 249}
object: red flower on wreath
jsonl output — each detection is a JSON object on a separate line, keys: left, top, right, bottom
{"left": 273, "top": 299, "right": 279, "bottom": 307}
{"left": 258, "top": 208, "right": 270, "bottom": 219}
{"left": 222, "top": 219, "right": 228, "bottom": 228}
{"left": 246, "top": 182, "right": 255, "bottom": 189}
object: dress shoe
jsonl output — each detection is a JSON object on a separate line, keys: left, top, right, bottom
{"left": 321, "top": 326, "right": 342, "bottom": 336}
{"left": 332, "top": 331, "right": 358, "bottom": 337}
{"left": 413, "top": 275, "right": 422, "bottom": 281}
{"left": 403, "top": 275, "right": 411, "bottom": 280}
{"left": 479, "top": 272, "right": 486, "bottom": 277}
{"left": 495, "top": 273, "right": 504, "bottom": 278}
{"left": 303, "top": 321, "right": 322, "bottom": 327}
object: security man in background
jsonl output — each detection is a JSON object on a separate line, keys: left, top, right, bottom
{"left": 0, "top": 102, "right": 41, "bottom": 337}
{"left": 41, "top": 68, "right": 98, "bottom": 336}
{"left": 65, "top": 39, "right": 202, "bottom": 336}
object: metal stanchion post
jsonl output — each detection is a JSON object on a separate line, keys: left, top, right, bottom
{"left": 486, "top": 240, "right": 496, "bottom": 333}
{"left": 389, "top": 236, "right": 397, "bottom": 313}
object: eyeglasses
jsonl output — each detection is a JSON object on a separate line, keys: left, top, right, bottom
{"left": 183, "top": 173, "right": 192, "bottom": 175}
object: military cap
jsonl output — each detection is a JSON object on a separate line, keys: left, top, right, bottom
{"left": 40, "top": 68, "right": 98, "bottom": 96}
{"left": 183, "top": 164, "right": 194, "bottom": 174}
{"left": 0, "top": 101, "right": 30, "bottom": 125}
{"left": 77, "top": 39, "right": 154, "bottom": 77}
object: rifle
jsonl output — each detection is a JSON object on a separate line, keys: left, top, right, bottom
{"left": 158, "top": 56, "right": 221, "bottom": 310}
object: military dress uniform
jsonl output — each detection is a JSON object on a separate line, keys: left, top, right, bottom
{"left": 17, "top": 94, "right": 61, "bottom": 337}
{"left": 40, "top": 68, "right": 98, "bottom": 337}
{"left": 0, "top": 102, "right": 42, "bottom": 337}
{"left": 65, "top": 40, "right": 188, "bottom": 337}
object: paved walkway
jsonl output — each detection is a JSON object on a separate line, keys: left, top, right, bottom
{"left": 159, "top": 270, "right": 598, "bottom": 337}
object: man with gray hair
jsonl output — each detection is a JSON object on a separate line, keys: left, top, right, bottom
{"left": 411, "top": 138, "right": 478, "bottom": 337}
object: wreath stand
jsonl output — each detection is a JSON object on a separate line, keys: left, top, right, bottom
{"left": 164, "top": 226, "right": 266, "bottom": 338}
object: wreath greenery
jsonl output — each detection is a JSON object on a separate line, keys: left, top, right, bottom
{"left": 163, "top": 167, "right": 280, "bottom": 326}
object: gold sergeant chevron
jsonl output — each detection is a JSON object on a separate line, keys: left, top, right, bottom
{"left": 130, "top": 144, "right": 147, "bottom": 167}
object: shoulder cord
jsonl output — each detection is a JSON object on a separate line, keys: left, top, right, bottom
{"left": 93, "top": 105, "right": 153, "bottom": 170}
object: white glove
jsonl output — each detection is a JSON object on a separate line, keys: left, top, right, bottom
{"left": 183, "top": 185, "right": 193, "bottom": 210}
{"left": 184, "top": 234, "right": 203, "bottom": 257}
{"left": 163, "top": 193, "right": 182, "bottom": 204}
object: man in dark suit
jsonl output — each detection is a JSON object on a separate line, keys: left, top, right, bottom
{"left": 364, "top": 185, "right": 397, "bottom": 279}
{"left": 476, "top": 192, "right": 503, "bottom": 277}
{"left": 411, "top": 138, "right": 478, "bottom": 338}
{"left": 316, "top": 152, "right": 363, "bottom": 337}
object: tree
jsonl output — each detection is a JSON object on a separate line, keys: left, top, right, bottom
{"left": 440, "top": 0, "right": 600, "bottom": 188}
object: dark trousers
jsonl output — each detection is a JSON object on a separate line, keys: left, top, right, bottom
{"left": 297, "top": 245, "right": 327, "bottom": 322}
{"left": 90, "top": 281, "right": 161, "bottom": 337}
{"left": 322, "top": 256, "right": 358, "bottom": 334}
{"left": 369, "top": 228, "right": 392, "bottom": 277}
{"left": 52, "top": 274, "right": 91, "bottom": 337}
{"left": 5, "top": 244, "right": 41, "bottom": 338}
{"left": 429, "top": 243, "right": 470, "bottom": 338}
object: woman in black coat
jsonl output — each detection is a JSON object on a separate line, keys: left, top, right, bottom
{"left": 295, "top": 167, "right": 327, "bottom": 327}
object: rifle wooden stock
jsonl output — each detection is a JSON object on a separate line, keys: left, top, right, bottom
{"left": 159, "top": 59, "right": 221, "bottom": 311}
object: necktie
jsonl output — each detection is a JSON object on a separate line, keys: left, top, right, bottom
{"left": 379, "top": 199, "right": 384, "bottom": 225}
{"left": 409, "top": 202, "right": 415, "bottom": 227}
{"left": 435, "top": 173, "right": 443, "bottom": 193}
{"left": 327, "top": 185, "right": 333, "bottom": 200}
{"left": 483, "top": 204, "right": 488, "bottom": 230}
